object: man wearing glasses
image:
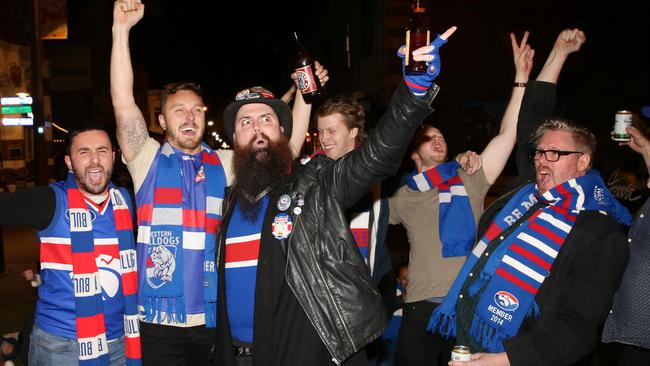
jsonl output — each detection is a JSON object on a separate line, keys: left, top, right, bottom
{"left": 436, "top": 117, "right": 632, "bottom": 366}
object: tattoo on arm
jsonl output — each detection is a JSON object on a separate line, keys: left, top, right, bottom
{"left": 118, "top": 115, "right": 149, "bottom": 158}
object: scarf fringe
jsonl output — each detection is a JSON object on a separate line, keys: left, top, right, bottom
{"left": 205, "top": 301, "right": 217, "bottom": 328}
{"left": 144, "top": 296, "right": 186, "bottom": 324}
{"left": 468, "top": 313, "right": 506, "bottom": 353}
{"left": 427, "top": 307, "right": 457, "bottom": 338}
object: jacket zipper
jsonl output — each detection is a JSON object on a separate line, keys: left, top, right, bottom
{"left": 287, "top": 214, "right": 354, "bottom": 365}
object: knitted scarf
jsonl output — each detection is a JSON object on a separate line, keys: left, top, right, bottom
{"left": 66, "top": 172, "right": 141, "bottom": 365}
{"left": 427, "top": 172, "right": 632, "bottom": 352}
{"left": 406, "top": 161, "right": 475, "bottom": 257}
{"left": 139, "top": 142, "right": 224, "bottom": 328}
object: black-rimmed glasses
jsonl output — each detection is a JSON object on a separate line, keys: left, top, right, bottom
{"left": 528, "top": 148, "right": 584, "bottom": 162}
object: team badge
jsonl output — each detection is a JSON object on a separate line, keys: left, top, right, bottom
{"left": 277, "top": 194, "right": 292, "bottom": 211}
{"left": 272, "top": 213, "right": 293, "bottom": 240}
{"left": 494, "top": 290, "right": 519, "bottom": 311}
{"left": 195, "top": 165, "right": 205, "bottom": 183}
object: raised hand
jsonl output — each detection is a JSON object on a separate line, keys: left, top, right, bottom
{"left": 113, "top": 0, "right": 144, "bottom": 29}
{"left": 510, "top": 31, "right": 534, "bottom": 80}
{"left": 397, "top": 26, "right": 457, "bottom": 97}
{"left": 456, "top": 150, "right": 482, "bottom": 176}
{"left": 553, "top": 28, "right": 586, "bottom": 56}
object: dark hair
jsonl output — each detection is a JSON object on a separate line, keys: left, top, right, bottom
{"left": 317, "top": 96, "right": 366, "bottom": 144}
{"left": 65, "top": 123, "right": 115, "bottom": 155}
{"left": 530, "top": 118, "right": 596, "bottom": 167}
{"left": 160, "top": 81, "right": 203, "bottom": 111}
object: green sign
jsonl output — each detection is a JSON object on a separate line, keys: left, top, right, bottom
{"left": 1, "top": 105, "right": 33, "bottom": 114}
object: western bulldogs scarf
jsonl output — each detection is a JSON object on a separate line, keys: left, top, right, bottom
{"left": 427, "top": 172, "right": 631, "bottom": 352}
{"left": 139, "top": 142, "right": 224, "bottom": 327}
{"left": 406, "top": 161, "right": 475, "bottom": 257}
{"left": 66, "top": 172, "right": 141, "bottom": 365}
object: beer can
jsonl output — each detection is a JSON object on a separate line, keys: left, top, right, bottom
{"left": 451, "top": 345, "right": 472, "bottom": 362}
{"left": 613, "top": 110, "right": 633, "bottom": 142}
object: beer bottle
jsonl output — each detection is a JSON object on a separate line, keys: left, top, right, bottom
{"left": 404, "top": 0, "right": 430, "bottom": 75}
{"left": 292, "top": 32, "right": 322, "bottom": 104}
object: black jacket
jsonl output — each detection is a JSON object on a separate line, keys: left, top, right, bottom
{"left": 216, "top": 83, "right": 438, "bottom": 365}
{"left": 477, "top": 81, "right": 629, "bottom": 366}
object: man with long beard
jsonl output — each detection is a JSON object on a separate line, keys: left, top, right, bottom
{"left": 214, "top": 26, "right": 456, "bottom": 366}
{"left": 0, "top": 125, "right": 140, "bottom": 365}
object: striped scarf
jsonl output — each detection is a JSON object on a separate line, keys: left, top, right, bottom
{"left": 406, "top": 161, "right": 475, "bottom": 257}
{"left": 66, "top": 172, "right": 141, "bottom": 365}
{"left": 427, "top": 172, "right": 631, "bottom": 352}
{"left": 139, "top": 142, "right": 224, "bottom": 327}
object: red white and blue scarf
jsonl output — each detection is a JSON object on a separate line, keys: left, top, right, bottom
{"left": 406, "top": 160, "right": 475, "bottom": 257}
{"left": 427, "top": 172, "right": 631, "bottom": 352}
{"left": 66, "top": 172, "right": 141, "bottom": 365}
{"left": 139, "top": 142, "right": 224, "bottom": 327}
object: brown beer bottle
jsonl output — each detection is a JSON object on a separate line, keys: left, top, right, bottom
{"left": 404, "top": 0, "right": 430, "bottom": 75}
{"left": 292, "top": 32, "right": 322, "bottom": 104}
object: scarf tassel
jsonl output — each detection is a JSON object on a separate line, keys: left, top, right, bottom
{"left": 468, "top": 313, "right": 507, "bottom": 353}
{"left": 427, "top": 307, "right": 457, "bottom": 338}
{"left": 205, "top": 301, "right": 217, "bottom": 328}
{"left": 144, "top": 296, "right": 186, "bottom": 324}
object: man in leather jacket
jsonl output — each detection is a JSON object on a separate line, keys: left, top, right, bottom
{"left": 213, "top": 28, "right": 456, "bottom": 366}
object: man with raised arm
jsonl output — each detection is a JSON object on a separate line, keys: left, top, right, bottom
{"left": 392, "top": 31, "right": 534, "bottom": 366}
{"left": 110, "top": 1, "right": 324, "bottom": 364}
{"left": 214, "top": 27, "right": 456, "bottom": 366}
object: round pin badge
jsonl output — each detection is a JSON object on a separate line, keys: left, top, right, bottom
{"left": 277, "top": 194, "right": 292, "bottom": 211}
{"left": 293, "top": 206, "right": 302, "bottom": 215}
{"left": 272, "top": 213, "right": 293, "bottom": 240}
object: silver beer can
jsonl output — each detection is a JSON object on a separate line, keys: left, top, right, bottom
{"left": 451, "top": 345, "right": 472, "bottom": 362}
{"left": 613, "top": 110, "right": 633, "bottom": 142}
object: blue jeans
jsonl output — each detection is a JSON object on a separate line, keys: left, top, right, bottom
{"left": 29, "top": 325, "right": 126, "bottom": 366}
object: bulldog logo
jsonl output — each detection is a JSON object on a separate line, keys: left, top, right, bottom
{"left": 145, "top": 245, "right": 177, "bottom": 288}
{"left": 494, "top": 290, "right": 519, "bottom": 311}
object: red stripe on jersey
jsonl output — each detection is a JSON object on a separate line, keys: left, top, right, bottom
{"left": 496, "top": 268, "right": 538, "bottom": 295}
{"left": 510, "top": 244, "right": 552, "bottom": 271}
{"left": 153, "top": 188, "right": 182, "bottom": 204}
{"left": 76, "top": 313, "right": 106, "bottom": 338}
{"left": 225, "top": 240, "right": 260, "bottom": 263}
{"left": 41, "top": 243, "right": 72, "bottom": 264}
{"left": 94, "top": 244, "right": 119, "bottom": 259}
{"left": 350, "top": 228, "right": 369, "bottom": 248}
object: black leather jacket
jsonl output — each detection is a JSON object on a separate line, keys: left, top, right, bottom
{"left": 217, "top": 83, "right": 438, "bottom": 365}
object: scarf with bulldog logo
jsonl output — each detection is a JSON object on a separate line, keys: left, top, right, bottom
{"left": 139, "top": 141, "right": 224, "bottom": 328}
{"left": 427, "top": 171, "right": 631, "bottom": 352}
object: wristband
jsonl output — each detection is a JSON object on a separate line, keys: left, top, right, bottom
{"left": 513, "top": 82, "right": 527, "bottom": 88}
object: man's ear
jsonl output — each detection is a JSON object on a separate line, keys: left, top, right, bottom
{"left": 64, "top": 155, "right": 72, "bottom": 171}
{"left": 349, "top": 127, "right": 359, "bottom": 140}
{"left": 578, "top": 153, "right": 591, "bottom": 173}
{"left": 158, "top": 114, "right": 167, "bottom": 131}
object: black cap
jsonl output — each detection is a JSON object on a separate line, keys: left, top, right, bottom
{"left": 223, "top": 86, "right": 292, "bottom": 144}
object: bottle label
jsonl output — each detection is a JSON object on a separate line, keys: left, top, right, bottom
{"left": 295, "top": 65, "right": 318, "bottom": 94}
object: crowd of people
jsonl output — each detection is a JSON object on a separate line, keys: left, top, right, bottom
{"left": 1, "top": 0, "right": 648, "bottom": 365}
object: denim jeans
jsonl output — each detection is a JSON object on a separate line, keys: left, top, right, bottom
{"left": 29, "top": 325, "right": 126, "bottom": 366}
